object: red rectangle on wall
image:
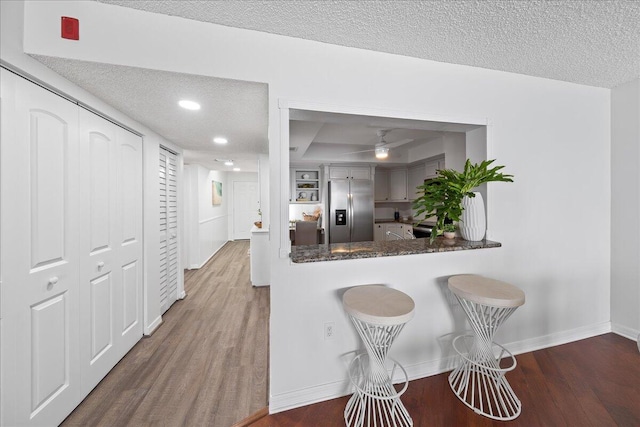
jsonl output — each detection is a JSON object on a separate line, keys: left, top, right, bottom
{"left": 61, "top": 16, "right": 79, "bottom": 40}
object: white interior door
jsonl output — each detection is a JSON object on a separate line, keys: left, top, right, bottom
{"left": 115, "top": 128, "right": 144, "bottom": 353}
{"left": 78, "top": 110, "right": 143, "bottom": 394}
{"left": 233, "top": 181, "right": 259, "bottom": 240}
{"left": 0, "top": 69, "right": 82, "bottom": 426}
{"left": 159, "top": 148, "right": 178, "bottom": 314}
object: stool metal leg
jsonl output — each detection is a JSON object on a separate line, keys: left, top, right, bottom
{"left": 448, "top": 296, "right": 522, "bottom": 421}
{"left": 345, "top": 317, "right": 413, "bottom": 427}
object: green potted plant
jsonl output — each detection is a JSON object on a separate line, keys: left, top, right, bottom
{"left": 413, "top": 159, "right": 513, "bottom": 242}
{"left": 442, "top": 223, "right": 457, "bottom": 239}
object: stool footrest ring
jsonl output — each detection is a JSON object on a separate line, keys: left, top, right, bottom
{"left": 449, "top": 334, "right": 521, "bottom": 421}
{"left": 347, "top": 353, "right": 410, "bottom": 400}
{"left": 451, "top": 334, "right": 517, "bottom": 373}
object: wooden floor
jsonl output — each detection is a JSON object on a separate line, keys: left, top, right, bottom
{"left": 250, "top": 333, "right": 640, "bottom": 427}
{"left": 61, "top": 241, "right": 269, "bottom": 427}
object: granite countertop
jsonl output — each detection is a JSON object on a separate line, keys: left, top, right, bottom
{"left": 290, "top": 237, "right": 501, "bottom": 263}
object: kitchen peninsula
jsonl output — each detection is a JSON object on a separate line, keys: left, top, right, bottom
{"left": 290, "top": 237, "right": 501, "bottom": 263}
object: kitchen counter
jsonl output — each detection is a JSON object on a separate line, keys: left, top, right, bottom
{"left": 290, "top": 237, "right": 501, "bottom": 263}
{"left": 374, "top": 218, "right": 413, "bottom": 225}
{"left": 375, "top": 218, "right": 436, "bottom": 226}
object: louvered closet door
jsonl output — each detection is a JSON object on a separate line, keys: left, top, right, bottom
{"left": 159, "top": 148, "right": 178, "bottom": 313}
{"left": 0, "top": 69, "right": 82, "bottom": 426}
{"left": 78, "top": 109, "right": 143, "bottom": 394}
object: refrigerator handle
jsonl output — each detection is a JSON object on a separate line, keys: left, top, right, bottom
{"left": 349, "top": 192, "right": 354, "bottom": 241}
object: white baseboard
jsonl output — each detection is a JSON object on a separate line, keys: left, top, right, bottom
{"left": 144, "top": 315, "right": 163, "bottom": 336}
{"left": 611, "top": 322, "right": 640, "bottom": 341}
{"left": 503, "top": 321, "right": 612, "bottom": 356}
{"left": 268, "top": 321, "right": 612, "bottom": 414}
{"left": 190, "top": 241, "right": 229, "bottom": 270}
{"left": 270, "top": 379, "right": 353, "bottom": 414}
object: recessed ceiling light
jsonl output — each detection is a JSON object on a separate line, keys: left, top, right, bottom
{"left": 178, "top": 100, "right": 200, "bottom": 110}
{"left": 233, "top": 168, "right": 240, "bottom": 172}
{"left": 215, "top": 158, "right": 235, "bottom": 166}
{"left": 213, "top": 137, "right": 228, "bottom": 144}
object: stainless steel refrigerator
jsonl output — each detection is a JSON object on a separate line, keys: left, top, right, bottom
{"left": 328, "top": 179, "right": 374, "bottom": 243}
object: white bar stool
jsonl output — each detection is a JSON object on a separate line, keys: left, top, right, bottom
{"left": 343, "top": 285, "right": 415, "bottom": 427}
{"left": 447, "top": 275, "right": 525, "bottom": 421}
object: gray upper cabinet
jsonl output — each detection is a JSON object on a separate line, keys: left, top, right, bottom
{"left": 374, "top": 169, "right": 389, "bottom": 201}
{"left": 375, "top": 157, "right": 446, "bottom": 203}
{"left": 329, "top": 166, "right": 370, "bottom": 180}
{"left": 376, "top": 168, "right": 409, "bottom": 202}
{"left": 389, "top": 169, "right": 408, "bottom": 201}
{"left": 425, "top": 157, "right": 445, "bottom": 178}
{"left": 408, "top": 165, "right": 425, "bottom": 201}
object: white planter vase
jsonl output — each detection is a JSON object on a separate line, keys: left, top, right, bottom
{"left": 459, "top": 192, "right": 486, "bottom": 241}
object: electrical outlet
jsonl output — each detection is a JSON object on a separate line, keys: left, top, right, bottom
{"left": 324, "top": 322, "right": 336, "bottom": 340}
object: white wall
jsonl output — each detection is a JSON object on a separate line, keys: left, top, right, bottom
{"left": 464, "top": 127, "right": 489, "bottom": 224}
{"left": 408, "top": 137, "right": 444, "bottom": 161}
{"left": 0, "top": 0, "right": 187, "bottom": 335}
{"left": 443, "top": 133, "right": 466, "bottom": 171}
{"left": 184, "top": 164, "right": 229, "bottom": 268}
{"left": 259, "top": 154, "right": 270, "bottom": 228}
{"left": 374, "top": 203, "right": 413, "bottom": 221}
{"left": 20, "top": 0, "right": 613, "bottom": 413}
{"left": 611, "top": 78, "right": 640, "bottom": 339}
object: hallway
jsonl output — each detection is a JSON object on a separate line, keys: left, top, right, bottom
{"left": 61, "top": 241, "right": 269, "bottom": 426}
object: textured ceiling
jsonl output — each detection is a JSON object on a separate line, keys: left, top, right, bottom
{"left": 97, "top": 0, "right": 640, "bottom": 88}
{"left": 35, "top": 1, "right": 638, "bottom": 171}
{"left": 34, "top": 56, "right": 268, "bottom": 172}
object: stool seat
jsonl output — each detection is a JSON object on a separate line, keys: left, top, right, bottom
{"left": 448, "top": 274, "right": 525, "bottom": 308}
{"left": 343, "top": 285, "right": 415, "bottom": 326}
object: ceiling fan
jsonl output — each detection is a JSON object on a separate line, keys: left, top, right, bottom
{"left": 344, "top": 129, "right": 414, "bottom": 159}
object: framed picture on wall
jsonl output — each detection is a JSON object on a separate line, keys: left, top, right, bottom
{"left": 212, "top": 180, "right": 222, "bottom": 205}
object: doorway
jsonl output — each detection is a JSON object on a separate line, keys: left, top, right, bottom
{"left": 233, "top": 181, "right": 260, "bottom": 240}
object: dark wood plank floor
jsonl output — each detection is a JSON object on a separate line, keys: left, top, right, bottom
{"left": 251, "top": 333, "right": 640, "bottom": 427}
{"left": 61, "top": 241, "right": 269, "bottom": 427}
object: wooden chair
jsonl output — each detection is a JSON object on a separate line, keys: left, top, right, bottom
{"left": 294, "top": 221, "right": 318, "bottom": 246}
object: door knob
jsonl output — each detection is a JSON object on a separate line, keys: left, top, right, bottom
{"left": 170, "top": 233, "right": 177, "bottom": 239}
{"left": 97, "top": 261, "right": 105, "bottom": 270}
{"left": 47, "top": 277, "right": 58, "bottom": 290}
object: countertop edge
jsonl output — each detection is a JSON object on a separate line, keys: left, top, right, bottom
{"left": 251, "top": 225, "right": 269, "bottom": 233}
{"left": 290, "top": 238, "right": 502, "bottom": 263}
